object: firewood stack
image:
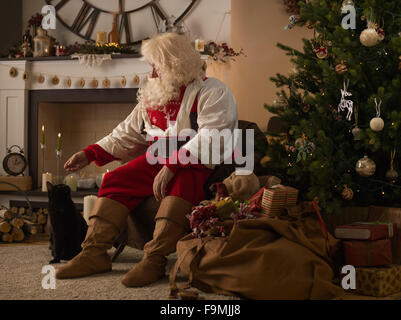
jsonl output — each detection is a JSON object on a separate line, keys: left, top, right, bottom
{"left": 0, "top": 206, "right": 48, "bottom": 243}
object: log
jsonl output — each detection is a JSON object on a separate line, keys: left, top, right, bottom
{"left": 0, "top": 220, "right": 11, "bottom": 233}
{"left": 21, "top": 212, "right": 37, "bottom": 223}
{"left": 10, "top": 207, "right": 18, "bottom": 214}
{"left": 18, "top": 207, "right": 26, "bottom": 215}
{"left": 0, "top": 209, "right": 14, "bottom": 220}
{"left": 43, "top": 208, "right": 49, "bottom": 215}
{"left": 11, "top": 227, "right": 24, "bottom": 242}
{"left": 2, "top": 232, "right": 13, "bottom": 242}
{"left": 22, "top": 222, "right": 38, "bottom": 235}
{"left": 11, "top": 218, "right": 24, "bottom": 228}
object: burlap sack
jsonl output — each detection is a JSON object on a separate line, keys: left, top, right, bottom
{"left": 170, "top": 202, "right": 345, "bottom": 300}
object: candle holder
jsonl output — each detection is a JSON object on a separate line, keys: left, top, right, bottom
{"left": 56, "top": 149, "right": 62, "bottom": 185}
{"left": 40, "top": 143, "right": 46, "bottom": 175}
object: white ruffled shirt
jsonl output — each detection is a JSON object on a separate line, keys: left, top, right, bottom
{"left": 96, "top": 77, "right": 238, "bottom": 169}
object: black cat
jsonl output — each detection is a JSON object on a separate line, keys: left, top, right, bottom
{"left": 47, "top": 182, "right": 88, "bottom": 264}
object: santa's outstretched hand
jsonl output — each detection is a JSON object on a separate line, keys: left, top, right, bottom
{"left": 153, "top": 166, "right": 175, "bottom": 201}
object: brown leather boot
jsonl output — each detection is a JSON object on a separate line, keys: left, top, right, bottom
{"left": 121, "top": 196, "right": 193, "bottom": 287}
{"left": 56, "top": 197, "right": 129, "bottom": 279}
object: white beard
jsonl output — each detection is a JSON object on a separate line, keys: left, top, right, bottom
{"left": 138, "top": 74, "right": 181, "bottom": 110}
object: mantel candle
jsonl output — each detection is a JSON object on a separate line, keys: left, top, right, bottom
{"left": 65, "top": 175, "right": 77, "bottom": 192}
{"left": 57, "top": 133, "right": 61, "bottom": 151}
{"left": 96, "top": 31, "right": 107, "bottom": 46}
{"left": 83, "top": 195, "right": 98, "bottom": 224}
{"left": 41, "top": 125, "right": 45, "bottom": 145}
{"left": 42, "top": 172, "right": 52, "bottom": 192}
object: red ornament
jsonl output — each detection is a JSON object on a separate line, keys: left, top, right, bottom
{"left": 377, "top": 28, "right": 385, "bottom": 41}
{"left": 315, "top": 46, "right": 328, "bottom": 59}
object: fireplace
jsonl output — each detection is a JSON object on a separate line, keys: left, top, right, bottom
{"left": 28, "top": 88, "right": 138, "bottom": 189}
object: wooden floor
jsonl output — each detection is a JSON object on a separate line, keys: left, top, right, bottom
{"left": 1, "top": 234, "right": 400, "bottom": 300}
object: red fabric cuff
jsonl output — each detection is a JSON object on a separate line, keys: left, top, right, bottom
{"left": 83, "top": 144, "right": 118, "bottom": 167}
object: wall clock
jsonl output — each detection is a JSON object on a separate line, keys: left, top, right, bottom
{"left": 45, "top": 0, "right": 200, "bottom": 45}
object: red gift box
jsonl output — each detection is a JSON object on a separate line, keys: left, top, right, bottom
{"left": 335, "top": 222, "right": 396, "bottom": 241}
{"left": 343, "top": 239, "right": 392, "bottom": 267}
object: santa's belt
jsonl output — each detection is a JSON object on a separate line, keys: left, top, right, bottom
{"left": 148, "top": 136, "right": 190, "bottom": 158}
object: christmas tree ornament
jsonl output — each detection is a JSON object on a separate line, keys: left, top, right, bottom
{"left": 370, "top": 98, "right": 384, "bottom": 132}
{"left": 305, "top": 21, "right": 314, "bottom": 29}
{"left": 356, "top": 155, "right": 376, "bottom": 177}
{"left": 302, "top": 103, "right": 310, "bottom": 113}
{"left": 51, "top": 76, "right": 60, "bottom": 86}
{"left": 133, "top": 75, "right": 140, "bottom": 86}
{"left": 360, "top": 21, "right": 381, "bottom": 47}
{"left": 295, "top": 137, "right": 304, "bottom": 148}
{"left": 121, "top": 76, "right": 127, "bottom": 87}
{"left": 78, "top": 78, "right": 85, "bottom": 88}
{"left": 385, "top": 150, "right": 398, "bottom": 181}
{"left": 341, "top": 0, "right": 355, "bottom": 9}
{"left": 65, "top": 77, "right": 71, "bottom": 88}
{"left": 338, "top": 80, "right": 354, "bottom": 121}
{"left": 342, "top": 185, "right": 354, "bottom": 200}
{"left": 90, "top": 79, "right": 99, "bottom": 89}
{"left": 9, "top": 67, "right": 17, "bottom": 78}
{"left": 352, "top": 126, "right": 361, "bottom": 141}
{"left": 314, "top": 46, "right": 328, "bottom": 59}
{"left": 37, "top": 74, "right": 45, "bottom": 84}
{"left": 284, "top": 15, "right": 299, "bottom": 30}
{"left": 335, "top": 61, "right": 348, "bottom": 75}
{"left": 103, "top": 78, "right": 111, "bottom": 88}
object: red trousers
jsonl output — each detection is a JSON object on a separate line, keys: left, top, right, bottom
{"left": 98, "top": 153, "right": 213, "bottom": 211}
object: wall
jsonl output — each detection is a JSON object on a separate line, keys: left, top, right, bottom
{"left": 0, "top": 0, "right": 22, "bottom": 54}
{"left": 22, "top": 0, "right": 230, "bottom": 46}
{"left": 207, "top": 0, "right": 313, "bottom": 132}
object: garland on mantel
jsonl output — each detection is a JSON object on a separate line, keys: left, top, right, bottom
{"left": 1, "top": 62, "right": 147, "bottom": 89}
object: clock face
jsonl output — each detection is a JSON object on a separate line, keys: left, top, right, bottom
{"left": 4, "top": 154, "right": 27, "bottom": 176}
{"left": 45, "top": 0, "right": 199, "bottom": 45}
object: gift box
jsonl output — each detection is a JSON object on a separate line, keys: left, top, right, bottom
{"left": 354, "top": 265, "right": 401, "bottom": 297}
{"left": 335, "top": 222, "right": 396, "bottom": 241}
{"left": 260, "top": 185, "right": 299, "bottom": 215}
{"left": 324, "top": 206, "right": 401, "bottom": 265}
{"left": 343, "top": 239, "right": 392, "bottom": 267}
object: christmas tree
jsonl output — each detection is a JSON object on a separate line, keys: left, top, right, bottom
{"left": 264, "top": 0, "right": 401, "bottom": 213}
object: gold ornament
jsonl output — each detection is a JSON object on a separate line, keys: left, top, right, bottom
{"left": 360, "top": 21, "right": 381, "bottom": 47}
{"left": 51, "top": 76, "right": 60, "bottom": 86}
{"left": 65, "top": 77, "right": 72, "bottom": 88}
{"left": 295, "top": 137, "right": 304, "bottom": 148}
{"left": 121, "top": 76, "right": 127, "bottom": 87}
{"left": 386, "top": 150, "right": 398, "bottom": 181}
{"left": 356, "top": 156, "right": 376, "bottom": 177}
{"left": 22, "top": 72, "right": 29, "bottom": 81}
{"left": 335, "top": 61, "right": 348, "bottom": 75}
{"left": 341, "top": 185, "right": 354, "bottom": 200}
{"left": 133, "top": 75, "right": 140, "bottom": 86}
{"left": 37, "top": 74, "right": 45, "bottom": 83}
{"left": 90, "top": 79, "right": 99, "bottom": 88}
{"left": 9, "top": 67, "right": 18, "bottom": 78}
{"left": 103, "top": 78, "right": 111, "bottom": 88}
{"left": 78, "top": 78, "right": 85, "bottom": 88}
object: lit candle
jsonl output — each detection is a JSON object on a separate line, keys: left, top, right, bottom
{"left": 41, "top": 125, "right": 45, "bottom": 145}
{"left": 83, "top": 195, "right": 98, "bottom": 224}
{"left": 42, "top": 172, "right": 52, "bottom": 192}
{"left": 57, "top": 133, "right": 61, "bottom": 151}
{"left": 65, "top": 174, "right": 77, "bottom": 192}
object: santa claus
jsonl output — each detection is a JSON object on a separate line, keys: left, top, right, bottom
{"left": 56, "top": 32, "right": 238, "bottom": 287}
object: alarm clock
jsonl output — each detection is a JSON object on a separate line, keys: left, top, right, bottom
{"left": 3, "top": 145, "right": 27, "bottom": 176}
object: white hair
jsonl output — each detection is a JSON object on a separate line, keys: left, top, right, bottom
{"left": 137, "top": 32, "right": 204, "bottom": 110}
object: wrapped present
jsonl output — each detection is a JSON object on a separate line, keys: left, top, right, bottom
{"left": 354, "top": 265, "right": 401, "bottom": 297}
{"left": 343, "top": 239, "right": 392, "bottom": 267}
{"left": 260, "top": 185, "right": 299, "bottom": 215}
{"left": 335, "top": 222, "right": 396, "bottom": 241}
{"left": 368, "top": 207, "right": 401, "bottom": 265}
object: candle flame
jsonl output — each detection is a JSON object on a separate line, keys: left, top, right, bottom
{"left": 107, "top": 169, "right": 110, "bottom": 173}
{"left": 42, "top": 125, "right": 44, "bottom": 131}
{"left": 58, "top": 133, "right": 61, "bottom": 138}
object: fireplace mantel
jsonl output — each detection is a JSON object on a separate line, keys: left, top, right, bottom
{"left": 0, "top": 57, "right": 151, "bottom": 177}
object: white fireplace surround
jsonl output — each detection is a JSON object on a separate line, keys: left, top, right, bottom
{"left": 0, "top": 57, "right": 151, "bottom": 177}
